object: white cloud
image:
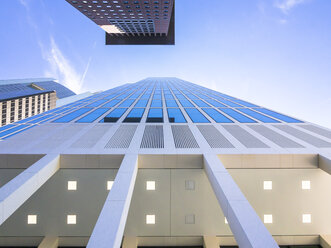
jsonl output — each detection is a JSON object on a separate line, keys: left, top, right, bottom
{"left": 43, "top": 37, "right": 86, "bottom": 94}
{"left": 274, "top": 0, "right": 309, "bottom": 13}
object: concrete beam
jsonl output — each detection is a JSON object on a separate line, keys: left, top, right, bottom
{"left": 319, "top": 155, "right": 331, "bottom": 175}
{"left": 38, "top": 236, "right": 58, "bottom": 248}
{"left": 122, "top": 236, "right": 137, "bottom": 248}
{"left": 203, "top": 153, "right": 279, "bottom": 248}
{"left": 87, "top": 154, "right": 138, "bottom": 248}
{"left": 320, "top": 235, "right": 331, "bottom": 248}
{"left": 0, "top": 154, "right": 60, "bottom": 225}
{"left": 203, "top": 236, "right": 219, "bottom": 248}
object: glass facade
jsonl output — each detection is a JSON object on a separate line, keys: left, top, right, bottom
{"left": 0, "top": 78, "right": 305, "bottom": 140}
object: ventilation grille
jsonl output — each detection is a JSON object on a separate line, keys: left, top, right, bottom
{"left": 274, "top": 125, "right": 331, "bottom": 148}
{"left": 298, "top": 124, "right": 331, "bottom": 140}
{"left": 105, "top": 125, "right": 137, "bottom": 149}
{"left": 222, "top": 125, "right": 269, "bottom": 148}
{"left": 171, "top": 125, "right": 199, "bottom": 149}
{"left": 71, "top": 125, "right": 112, "bottom": 149}
{"left": 197, "top": 125, "right": 234, "bottom": 148}
{"left": 248, "top": 125, "right": 304, "bottom": 148}
{"left": 140, "top": 125, "right": 164, "bottom": 148}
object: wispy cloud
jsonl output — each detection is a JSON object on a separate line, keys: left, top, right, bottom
{"left": 274, "top": 0, "right": 309, "bottom": 13}
{"left": 19, "top": 0, "right": 90, "bottom": 93}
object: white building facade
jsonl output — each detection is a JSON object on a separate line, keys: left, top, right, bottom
{"left": 0, "top": 78, "right": 330, "bottom": 248}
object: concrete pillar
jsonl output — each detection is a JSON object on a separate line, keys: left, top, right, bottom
{"left": 0, "top": 154, "right": 60, "bottom": 225}
{"left": 320, "top": 235, "right": 331, "bottom": 248}
{"left": 122, "top": 236, "right": 137, "bottom": 248}
{"left": 38, "top": 236, "right": 58, "bottom": 248}
{"left": 203, "top": 236, "right": 219, "bottom": 248}
{"left": 319, "top": 154, "right": 331, "bottom": 175}
{"left": 203, "top": 153, "right": 279, "bottom": 248}
{"left": 87, "top": 154, "right": 138, "bottom": 248}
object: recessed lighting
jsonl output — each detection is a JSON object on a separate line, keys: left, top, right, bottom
{"left": 27, "top": 215, "right": 37, "bottom": 224}
{"left": 68, "top": 181, "right": 77, "bottom": 190}
{"left": 302, "top": 214, "right": 311, "bottom": 223}
{"left": 107, "top": 181, "right": 114, "bottom": 190}
{"left": 263, "top": 181, "right": 272, "bottom": 190}
{"left": 146, "top": 181, "right": 155, "bottom": 190}
{"left": 146, "top": 214, "right": 155, "bottom": 224}
{"left": 264, "top": 214, "right": 273, "bottom": 224}
{"left": 225, "top": 217, "right": 228, "bottom": 224}
{"left": 302, "top": 180, "right": 311, "bottom": 190}
{"left": 67, "top": 215, "right": 77, "bottom": 224}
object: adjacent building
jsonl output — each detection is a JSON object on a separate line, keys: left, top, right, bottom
{"left": 66, "top": 0, "right": 175, "bottom": 45}
{"left": 0, "top": 78, "right": 75, "bottom": 127}
{"left": 0, "top": 78, "right": 331, "bottom": 248}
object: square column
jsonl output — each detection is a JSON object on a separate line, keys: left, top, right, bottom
{"left": 0, "top": 154, "right": 60, "bottom": 225}
{"left": 38, "top": 236, "right": 58, "bottom": 248}
{"left": 87, "top": 154, "right": 138, "bottom": 248}
{"left": 319, "top": 154, "right": 331, "bottom": 175}
{"left": 203, "top": 153, "right": 279, "bottom": 248}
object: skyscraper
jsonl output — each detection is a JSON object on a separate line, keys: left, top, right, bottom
{"left": 66, "top": 0, "right": 175, "bottom": 45}
{"left": 0, "top": 78, "right": 330, "bottom": 248}
{"left": 0, "top": 78, "right": 75, "bottom": 127}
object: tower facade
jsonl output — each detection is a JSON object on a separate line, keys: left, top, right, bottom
{"left": 66, "top": 0, "right": 175, "bottom": 45}
{"left": 0, "top": 78, "right": 330, "bottom": 248}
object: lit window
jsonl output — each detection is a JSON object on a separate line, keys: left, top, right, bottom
{"left": 67, "top": 215, "right": 77, "bottom": 224}
{"left": 68, "top": 181, "right": 77, "bottom": 190}
{"left": 302, "top": 214, "right": 311, "bottom": 223}
{"left": 263, "top": 181, "right": 272, "bottom": 190}
{"left": 264, "top": 214, "right": 273, "bottom": 224}
{"left": 225, "top": 217, "right": 228, "bottom": 224}
{"left": 146, "top": 181, "right": 155, "bottom": 190}
{"left": 27, "top": 215, "right": 37, "bottom": 224}
{"left": 146, "top": 214, "right": 155, "bottom": 224}
{"left": 302, "top": 180, "right": 311, "bottom": 190}
{"left": 107, "top": 181, "right": 114, "bottom": 190}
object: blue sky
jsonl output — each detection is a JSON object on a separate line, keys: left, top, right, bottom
{"left": 0, "top": 0, "right": 331, "bottom": 128}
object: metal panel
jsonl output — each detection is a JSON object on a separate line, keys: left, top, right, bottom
{"left": 105, "top": 125, "right": 137, "bottom": 149}
{"left": 197, "top": 125, "right": 234, "bottom": 148}
{"left": 248, "top": 125, "right": 304, "bottom": 148}
{"left": 274, "top": 125, "right": 331, "bottom": 148}
{"left": 171, "top": 125, "right": 199, "bottom": 149}
{"left": 71, "top": 125, "right": 112, "bottom": 149}
{"left": 140, "top": 125, "right": 164, "bottom": 148}
{"left": 222, "top": 125, "right": 269, "bottom": 148}
{"left": 298, "top": 124, "right": 331, "bottom": 140}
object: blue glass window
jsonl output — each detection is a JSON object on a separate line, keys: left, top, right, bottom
{"left": 185, "top": 94, "right": 199, "bottom": 100}
{"left": 0, "top": 124, "right": 31, "bottom": 138}
{"left": 2, "top": 125, "right": 36, "bottom": 139}
{"left": 53, "top": 108, "right": 91, "bottom": 123}
{"left": 202, "top": 108, "right": 233, "bottom": 123}
{"left": 219, "top": 108, "right": 256, "bottom": 123}
{"left": 103, "top": 108, "right": 128, "bottom": 123}
{"left": 179, "top": 99, "right": 194, "bottom": 107}
{"left": 166, "top": 99, "right": 178, "bottom": 107}
{"left": 124, "top": 108, "right": 145, "bottom": 123}
{"left": 216, "top": 98, "right": 242, "bottom": 107}
{"left": 236, "top": 108, "right": 280, "bottom": 123}
{"left": 192, "top": 99, "right": 210, "bottom": 107}
{"left": 135, "top": 99, "right": 149, "bottom": 107}
{"left": 231, "top": 99, "right": 259, "bottom": 108}
{"left": 103, "top": 99, "right": 121, "bottom": 107}
{"left": 147, "top": 108, "right": 163, "bottom": 122}
{"left": 254, "top": 108, "right": 303, "bottom": 123}
{"left": 204, "top": 98, "right": 227, "bottom": 107}
{"left": 167, "top": 108, "right": 186, "bottom": 123}
{"left": 164, "top": 94, "right": 175, "bottom": 100}
{"left": 185, "top": 108, "right": 210, "bottom": 123}
{"left": 76, "top": 108, "right": 110, "bottom": 123}
{"left": 0, "top": 124, "right": 15, "bottom": 133}
{"left": 175, "top": 94, "right": 187, "bottom": 100}
{"left": 153, "top": 94, "right": 162, "bottom": 100}
{"left": 28, "top": 115, "right": 54, "bottom": 124}
{"left": 141, "top": 93, "right": 151, "bottom": 99}
{"left": 151, "top": 99, "right": 162, "bottom": 107}
{"left": 103, "top": 93, "right": 118, "bottom": 99}
{"left": 16, "top": 114, "right": 43, "bottom": 123}
{"left": 119, "top": 99, "right": 135, "bottom": 107}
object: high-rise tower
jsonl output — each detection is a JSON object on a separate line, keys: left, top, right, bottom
{"left": 0, "top": 78, "right": 330, "bottom": 248}
{"left": 66, "top": 0, "right": 175, "bottom": 45}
